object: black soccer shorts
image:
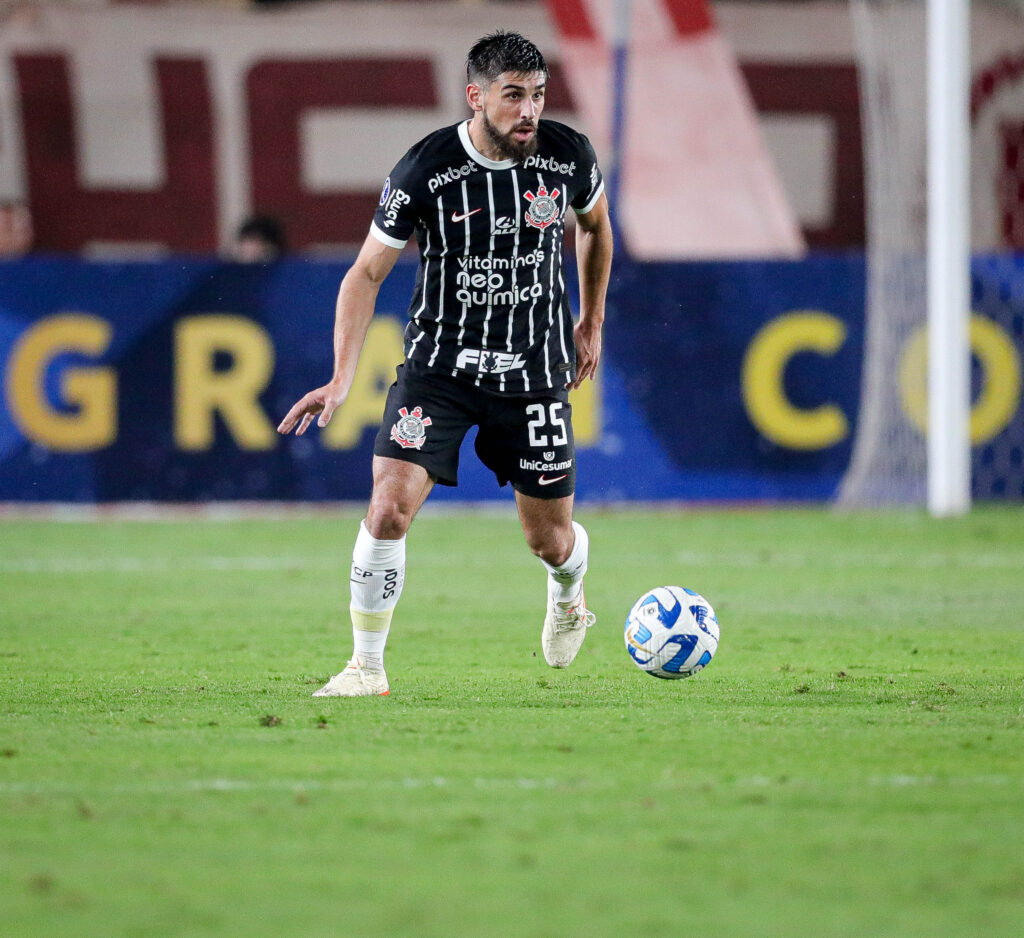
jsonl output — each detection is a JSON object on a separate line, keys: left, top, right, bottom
{"left": 373, "top": 364, "right": 576, "bottom": 499}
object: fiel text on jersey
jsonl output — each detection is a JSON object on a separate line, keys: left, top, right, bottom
{"left": 456, "top": 348, "right": 526, "bottom": 375}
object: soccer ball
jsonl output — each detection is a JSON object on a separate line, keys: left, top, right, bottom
{"left": 624, "top": 586, "right": 720, "bottom": 679}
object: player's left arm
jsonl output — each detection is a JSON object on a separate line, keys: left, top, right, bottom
{"left": 571, "top": 192, "right": 613, "bottom": 389}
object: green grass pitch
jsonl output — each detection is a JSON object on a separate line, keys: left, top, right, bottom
{"left": 2, "top": 506, "right": 1023, "bottom": 937}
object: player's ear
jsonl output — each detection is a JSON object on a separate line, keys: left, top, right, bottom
{"left": 466, "top": 83, "right": 484, "bottom": 112}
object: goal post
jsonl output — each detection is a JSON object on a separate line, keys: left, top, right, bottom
{"left": 927, "top": 0, "right": 972, "bottom": 516}
{"left": 838, "top": 0, "right": 975, "bottom": 513}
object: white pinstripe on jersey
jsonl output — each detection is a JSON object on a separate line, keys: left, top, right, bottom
{"left": 426, "top": 197, "right": 448, "bottom": 368}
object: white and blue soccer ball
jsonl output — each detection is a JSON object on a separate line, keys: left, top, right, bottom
{"left": 624, "top": 586, "right": 720, "bottom": 680}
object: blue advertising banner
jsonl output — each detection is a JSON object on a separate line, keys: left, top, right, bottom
{"left": 1, "top": 255, "right": 1021, "bottom": 502}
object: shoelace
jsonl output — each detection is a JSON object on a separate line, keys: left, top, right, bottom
{"left": 344, "top": 657, "right": 383, "bottom": 688}
{"left": 552, "top": 602, "right": 597, "bottom": 635}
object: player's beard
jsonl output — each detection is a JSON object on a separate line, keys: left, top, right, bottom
{"left": 482, "top": 111, "right": 538, "bottom": 161}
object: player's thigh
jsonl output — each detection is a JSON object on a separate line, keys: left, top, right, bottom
{"left": 366, "top": 456, "right": 434, "bottom": 539}
{"left": 374, "top": 366, "right": 476, "bottom": 487}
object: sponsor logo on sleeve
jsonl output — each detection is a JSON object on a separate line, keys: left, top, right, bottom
{"left": 381, "top": 186, "right": 411, "bottom": 228}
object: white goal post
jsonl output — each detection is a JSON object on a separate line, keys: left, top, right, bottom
{"left": 838, "top": 0, "right": 978, "bottom": 514}
{"left": 927, "top": 0, "right": 971, "bottom": 516}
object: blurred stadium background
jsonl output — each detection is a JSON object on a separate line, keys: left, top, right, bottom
{"left": 0, "top": 0, "right": 1022, "bottom": 507}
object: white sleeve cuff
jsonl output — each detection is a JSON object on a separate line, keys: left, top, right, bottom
{"left": 370, "top": 221, "right": 408, "bottom": 249}
{"left": 573, "top": 180, "right": 605, "bottom": 216}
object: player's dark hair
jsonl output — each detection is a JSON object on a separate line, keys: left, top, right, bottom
{"left": 466, "top": 30, "right": 548, "bottom": 86}
{"left": 236, "top": 214, "right": 286, "bottom": 253}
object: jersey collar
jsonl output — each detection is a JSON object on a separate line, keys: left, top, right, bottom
{"left": 459, "top": 120, "right": 518, "bottom": 170}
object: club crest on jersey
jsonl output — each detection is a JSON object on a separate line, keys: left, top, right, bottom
{"left": 523, "top": 186, "right": 561, "bottom": 230}
{"left": 390, "top": 406, "right": 432, "bottom": 450}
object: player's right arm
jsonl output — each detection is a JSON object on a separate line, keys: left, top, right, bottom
{"left": 277, "top": 234, "right": 402, "bottom": 435}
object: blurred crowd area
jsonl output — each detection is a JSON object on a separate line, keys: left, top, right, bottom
{"left": 0, "top": 0, "right": 544, "bottom": 21}
{"left": 0, "top": 0, "right": 834, "bottom": 12}
{"left": 0, "top": 0, "right": 542, "bottom": 10}
{"left": 0, "top": 0, "right": 514, "bottom": 20}
{"left": 0, "top": 199, "right": 285, "bottom": 261}
{"left": 0, "top": 199, "right": 32, "bottom": 255}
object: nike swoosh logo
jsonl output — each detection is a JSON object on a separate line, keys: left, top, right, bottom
{"left": 538, "top": 474, "right": 567, "bottom": 486}
{"left": 451, "top": 208, "right": 482, "bottom": 223}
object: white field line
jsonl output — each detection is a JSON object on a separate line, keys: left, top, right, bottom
{"left": 723, "top": 597, "right": 1024, "bottom": 618}
{"left": 0, "top": 501, "right": 842, "bottom": 521}
{"left": 0, "top": 774, "right": 1019, "bottom": 797}
{"left": 0, "top": 552, "right": 517, "bottom": 573}
{"left": 1, "top": 546, "right": 1022, "bottom": 576}
{"left": 674, "top": 549, "right": 1024, "bottom": 570}
{"left": 0, "top": 556, "right": 322, "bottom": 574}
{"left": 0, "top": 776, "right": 559, "bottom": 795}
{"left": 0, "top": 501, "right": 518, "bottom": 522}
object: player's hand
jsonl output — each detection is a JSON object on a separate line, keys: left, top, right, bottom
{"left": 570, "top": 318, "right": 602, "bottom": 389}
{"left": 277, "top": 383, "right": 346, "bottom": 435}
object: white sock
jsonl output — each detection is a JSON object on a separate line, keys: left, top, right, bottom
{"left": 351, "top": 625, "right": 389, "bottom": 666}
{"left": 542, "top": 521, "right": 589, "bottom": 605}
{"left": 349, "top": 520, "right": 405, "bottom": 669}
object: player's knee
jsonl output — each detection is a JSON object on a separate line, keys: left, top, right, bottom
{"left": 365, "top": 501, "right": 415, "bottom": 540}
{"left": 524, "top": 524, "right": 573, "bottom": 566}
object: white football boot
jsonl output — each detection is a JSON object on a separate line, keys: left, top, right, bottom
{"left": 541, "top": 590, "right": 596, "bottom": 668}
{"left": 312, "top": 657, "right": 390, "bottom": 697}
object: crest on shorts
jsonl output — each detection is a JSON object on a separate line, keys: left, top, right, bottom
{"left": 523, "top": 185, "right": 561, "bottom": 230}
{"left": 390, "top": 406, "right": 432, "bottom": 450}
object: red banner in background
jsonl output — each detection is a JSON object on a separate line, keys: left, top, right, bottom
{"left": 0, "top": 2, "right": 867, "bottom": 256}
{"left": 16, "top": 55, "right": 218, "bottom": 253}
{"left": 547, "top": 0, "right": 806, "bottom": 259}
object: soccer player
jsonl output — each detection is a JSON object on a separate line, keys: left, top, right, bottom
{"left": 278, "top": 30, "right": 613, "bottom": 697}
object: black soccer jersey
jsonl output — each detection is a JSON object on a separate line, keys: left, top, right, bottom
{"left": 370, "top": 119, "right": 604, "bottom": 394}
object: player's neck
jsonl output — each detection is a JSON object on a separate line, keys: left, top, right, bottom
{"left": 467, "top": 115, "right": 509, "bottom": 163}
